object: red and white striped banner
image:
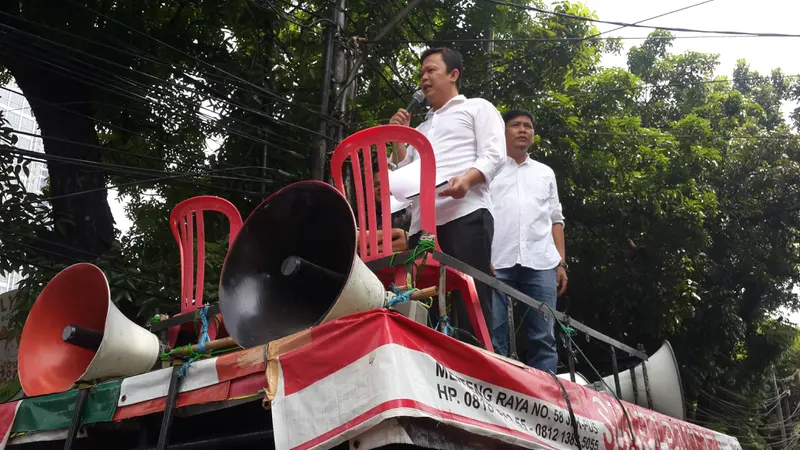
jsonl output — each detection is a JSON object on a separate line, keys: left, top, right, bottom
{"left": 114, "top": 345, "right": 266, "bottom": 421}
{"left": 269, "top": 310, "right": 741, "bottom": 450}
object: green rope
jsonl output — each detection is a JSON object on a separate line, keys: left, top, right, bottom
{"left": 408, "top": 235, "right": 436, "bottom": 286}
{"left": 540, "top": 303, "right": 637, "bottom": 448}
{"left": 160, "top": 344, "right": 204, "bottom": 361}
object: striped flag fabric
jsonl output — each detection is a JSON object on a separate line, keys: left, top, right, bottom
{"left": 0, "top": 344, "right": 266, "bottom": 449}
{"left": 269, "top": 309, "right": 742, "bottom": 450}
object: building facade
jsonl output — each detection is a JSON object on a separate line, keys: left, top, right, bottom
{"left": 0, "top": 83, "right": 48, "bottom": 294}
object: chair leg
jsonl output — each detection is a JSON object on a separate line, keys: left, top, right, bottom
{"left": 447, "top": 271, "right": 494, "bottom": 352}
{"left": 167, "top": 327, "right": 179, "bottom": 350}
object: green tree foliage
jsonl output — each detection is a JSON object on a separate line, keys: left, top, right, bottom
{"left": 0, "top": 1, "right": 798, "bottom": 446}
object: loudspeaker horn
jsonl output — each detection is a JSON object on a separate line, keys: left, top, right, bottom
{"left": 219, "top": 180, "right": 386, "bottom": 348}
{"left": 557, "top": 372, "right": 590, "bottom": 386}
{"left": 600, "top": 341, "right": 686, "bottom": 420}
{"left": 18, "top": 263, "right": 161, "bottom": 396}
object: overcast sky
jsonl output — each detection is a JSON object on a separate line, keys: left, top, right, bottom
{"left": 589, "top": 0, "right": 800, "bottom": 77}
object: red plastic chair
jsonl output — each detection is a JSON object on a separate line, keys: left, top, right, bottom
{"left": 331, "top": 125, "right": 493, "bottom": 351}
{"left": 167, "top": 196, "right": 243, "bottom": 349}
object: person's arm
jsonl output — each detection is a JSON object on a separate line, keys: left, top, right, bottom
{"left": 440, "top": 101, "right": 506, "bottom": 199}
{"left": 549, "top": 176, "right": 568, "bottom": 296}
{"left": 553, "top": 223, "right": 566, "bottom": 263}
{"left": 389, "top": 109, "right": 411, "bottom": 165}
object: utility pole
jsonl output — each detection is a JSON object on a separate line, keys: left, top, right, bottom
{"left": 331, "top": 0, "right": 347, "bottom": 143}
{"left": 331, "top": 0, "right": 355, "bottom": 200}
{"left": 773, "top": 366, "right": 788, "bottom": 450}
{"left": 311, "top": 3, "right": 339, "bottom": 181}
{"left": 341, "top": 0, "right": 422, "bottom": 93}
{"left": 485, "top": 7, "right": 495, "bottom": 98}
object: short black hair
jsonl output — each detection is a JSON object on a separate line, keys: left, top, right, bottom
{"left": 420, "top": 47, "right": 463, "bottom": 89}
{"left": 503, "top": 110, "right": 535, "bottom": 126}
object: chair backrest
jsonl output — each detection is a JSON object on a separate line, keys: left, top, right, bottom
{"left": 331, "top": 125, "right": 437, "bottom": 261}
{"left": 170, "top": 196, "right": 243, "bottom": 314}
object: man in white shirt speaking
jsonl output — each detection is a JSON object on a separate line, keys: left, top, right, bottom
{"left": 389, "top": 47, "right": 506, "bottom": 338}
{"left": 490, "top": 110, "right": 568, "bottom": 374}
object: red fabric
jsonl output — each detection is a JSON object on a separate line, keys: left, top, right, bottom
{"left": 282, "top": 310, "right": 561, "bottom": 408}
{"left": 297, "top": 399, "right": 557, "bottom": 450}
{"left": 0, "top": 400, "right": 20, "bottom": 446}
{"left": 112, "top": 382, "right": 230, "bottom": 421}
{"left": 228, "top": 373, "right": 266, "bottom": 399}
{"left": 278, "top": 309, "right": 734, "bottom": 450}
{"left": 216, "top": 346, "right": 266, "bottom": 382}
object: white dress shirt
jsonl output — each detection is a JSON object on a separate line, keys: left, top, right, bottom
{"left": 491, "top": 156, "right": 565, "bottom": 270}
{"left": 400, "top": 95, "right": 506, "bottom": 235}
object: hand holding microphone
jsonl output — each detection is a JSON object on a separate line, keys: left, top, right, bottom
{"left": 390, "top": 109, "right": 411, "bottom": 126}
{"left": 390, "top": 89, "right": 426, "bottom": 127}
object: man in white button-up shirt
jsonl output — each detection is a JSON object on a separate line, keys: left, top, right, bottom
{"left": 490, "top": 110, "right": 568, "bottom": 374}
{"left": 389, "top": 47, "right": 506, "bottom": 337}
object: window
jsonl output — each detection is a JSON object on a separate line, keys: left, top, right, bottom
{"left": 8, "top": 94, "right": 23, "bottom": 111}
{"left": 7, "top": 112, "right": 20, "bottom": 128}
{"left": 19, "top": 117, "right": 34, "bottom": 133}
{"left": 37, "top": 165, "right": 49, "bottom": 193}
{"left": 16, "top": 135, "right": 32, "bottom": 150}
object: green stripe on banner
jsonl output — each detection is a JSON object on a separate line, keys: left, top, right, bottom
{"left": 12, "top": 380, "right": 122, "bottom": 433}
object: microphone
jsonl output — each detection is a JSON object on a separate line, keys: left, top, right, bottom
{"left": 406, "top": 89, "right": 427, "bottom": 112}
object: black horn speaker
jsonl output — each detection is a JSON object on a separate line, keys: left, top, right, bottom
{"left": 219, "top": 181, "right": 385, "bottom": 348}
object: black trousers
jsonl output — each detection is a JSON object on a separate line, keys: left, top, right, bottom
{"left": 409, "top": 208, "right": 494, "bottom": 338}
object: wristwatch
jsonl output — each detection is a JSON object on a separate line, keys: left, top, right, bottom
{"left": 559, "top": 261, "right": 569, "bottom": 270}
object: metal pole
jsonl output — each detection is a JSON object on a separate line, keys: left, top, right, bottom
{"left": 64, "top": 388, "right": 90, "bottom": 450}
{"left": 311, "top": 5, "right": 338, "bottom": 181}
{"left": 157, "top": 366, "right": 184, "bottom": 450}
{"left": 773, "top": 366, "right": 788, "bottom": 450}
{"left": 566, "top": 330, "right": 576, "bottom": 382}
{"left": 610, "top": 346, "right": 622, "bottom": 398}
{"left": 638, "top": 343, "right": 653, "bottom": 410}
{"left": 629, "top": 367, "right": 639, "bottom": 406}
{"left": 506, "top": 294, "right": 518, "bottom": 360}
{"left": 438, "top": 264, "right": 447, "bottom": 332}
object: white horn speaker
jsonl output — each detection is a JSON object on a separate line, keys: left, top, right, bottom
{"left": 557, "top": 372, "right": 590, "bottom": 386}
{"left": 600, "top": 341, "right": 686, "bottom": 420}
{"left": 18, "top": 263, "right": 161, "bottom": 396}
{"left": 219, "top": 180, "right": 386, "bottom": 348}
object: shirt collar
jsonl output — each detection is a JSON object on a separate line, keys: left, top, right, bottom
{"left": 426, "top": 94, "right": 467, "bottom": 119}
{"left": 508, "top": 155, "right": 532, "bottom": 166}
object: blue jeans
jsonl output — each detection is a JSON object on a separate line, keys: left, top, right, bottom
{"left": 491, "top": 265, "right": 558, "bottom": 374}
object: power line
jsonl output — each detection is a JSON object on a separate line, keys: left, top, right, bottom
{"left": 0, "top": 110, "right": 291, "bottom": 183}
{"left": 586, "top": 0, "right": 716, "bottom": 39}
{"left": 0, "top": 165, "right": 270, "bottom": 209}
{"left": 365, "top": 33, "right": 792, "bottom": 45}
{"left": 0, "top": 9, "right": 330, "bottom": 120}
{"left": 474, "top": 0, "right": 800, "bottom": 38}
{"left": 0, "top": 27, "right": 327, "bottom": 150}
{"left": 1, "top": 144, "right": 276, "bottom": 196}
{"left": 0, "top": 249, "right": 175, "bottom": 303}
{"left": 0, "top": 47, "right": 314, "bottom": 162}
{"left": 0, "top": 11, "right": 342, "bottom": 159}
{"left": 66, "top": 0, "right": 339, "bottom": 141}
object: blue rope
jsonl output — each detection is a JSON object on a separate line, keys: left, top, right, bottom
{"left": 387, "top": 283, "right": 415, "bottom": 308}
{"left": 178, "top": 305, "right": 210, "bottom": 378}
{"left": 434, "top": 315, "right": 455, "bottom": 337}
{"left": 196, "top": 304, "right": 210, "bottom": 353}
